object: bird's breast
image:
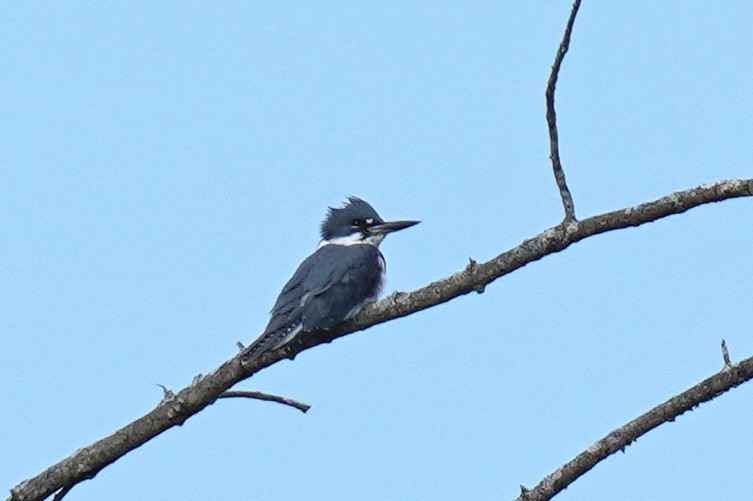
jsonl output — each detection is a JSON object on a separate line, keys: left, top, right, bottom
{"left": 370, "top": 251, "right": 387, "bottom": 301}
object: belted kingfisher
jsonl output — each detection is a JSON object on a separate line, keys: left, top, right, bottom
{"left": 242, "top": 197, "right": 419, "bottom": 365}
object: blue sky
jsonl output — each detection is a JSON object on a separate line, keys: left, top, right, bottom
{"left": 2, "top": 2, "right": 752, "bottom": 500}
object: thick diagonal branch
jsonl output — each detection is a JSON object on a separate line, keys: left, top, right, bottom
{"left": 517, "top": 353, "right": 753, "bottom": 501}
{"left": 546, "top": 0, "right": 581, "bottom": 221}
{"left": 9, "top": 178, "right": 752, "bottom": 501}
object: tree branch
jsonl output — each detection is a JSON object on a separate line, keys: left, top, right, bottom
{"left": 9, "top": 178, "right": 752, "bottom": 501}
{"left": 546, "top": 0, "right": 581, "bottom": 221}
{"left": 517, "top": 350, "right": 753, "bottom": 501}
{"left": 218, "top": 390, "right": 310, "bottom": 413}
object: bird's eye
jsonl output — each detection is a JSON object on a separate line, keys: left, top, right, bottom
{"left": 352, "top": 218, "right": 376, "bottom": 229}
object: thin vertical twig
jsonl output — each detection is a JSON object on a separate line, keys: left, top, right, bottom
{"left": 546, "top": 0, "right": 581, "bottom": 222}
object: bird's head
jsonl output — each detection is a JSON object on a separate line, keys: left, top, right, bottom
{"left": 320, "top": 197, "right": 419, "bottom": 247}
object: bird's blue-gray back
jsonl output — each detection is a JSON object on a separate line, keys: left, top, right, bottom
{"left": 268, "top": 244, "right": 383, "bottom": 333}
{"left": 243, "top": 244, "right": 383, "bottom": 363}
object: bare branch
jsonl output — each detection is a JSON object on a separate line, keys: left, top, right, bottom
{"left": 218, "top": 390, "right": 311, "bottom": 413}
{"left": 546, "top": 0, "right": 581, "bottom": 221}
{"left": 517, "top": 351, "right": 753, "bottom": 501}
{"left": 9, "top": 177, "right": 752, "bottom": 501}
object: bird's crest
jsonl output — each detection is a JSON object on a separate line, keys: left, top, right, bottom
{"left": 320, "top": 197, "right": 383, "bottom": 240}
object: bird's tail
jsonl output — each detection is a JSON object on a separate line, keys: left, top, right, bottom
{"left": 240, "top": 331, "right": 279, "bottom": 365}
{"left": 241, "top": 325, "right": 301, "bottom": 365}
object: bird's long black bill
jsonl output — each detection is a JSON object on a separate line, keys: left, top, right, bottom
{"left": 370, "top": 219, "right": 420, "bottom": 235}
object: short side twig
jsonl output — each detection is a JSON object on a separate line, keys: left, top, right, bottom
{"left": 546, "top": 0, "right": 581, "bottom": 222}
{"left": 218, "top": 390, "right": 311, "bottom": 413}
{"left": 721, "top": 339, "right": 731, "bottom": 367}
{"left": 517, "top": 351, "right": 753, "bottom": 501}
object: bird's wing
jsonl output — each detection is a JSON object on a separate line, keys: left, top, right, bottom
{"left": 262, "top": 250, "right": 320, "bottom": 335}
{"left": 242, "top": 244, "right": 382, "bottom": 364}
{"left": 299, "top": 244, "right": 383, "bottom": 331}
{"left": 241, "top": 251, "right": 319, "bottom": 363}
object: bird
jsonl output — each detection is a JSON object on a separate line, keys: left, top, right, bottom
{"left": 241, "top": 197, "right": 419, "bottom": 365}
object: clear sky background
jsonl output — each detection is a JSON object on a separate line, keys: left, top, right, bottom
{"left": 2, "top": 2, "right": 752, "bottom": 500}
